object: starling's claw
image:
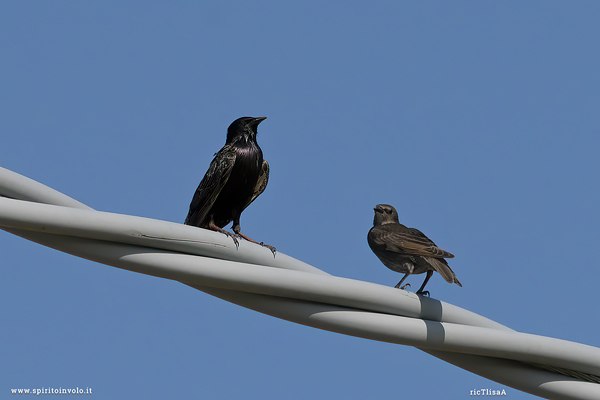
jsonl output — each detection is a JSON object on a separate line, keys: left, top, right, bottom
{"left": 224, "top": 231, "right": 240, "bottom": 249}
{"left": 259, "top": 242, "right": 277, "bottom": 257}
{"left": 234, "top": 231, "right": 275, "bottom": 256}
{"left": 399, "top": 283, "right": 411, "bottom": 290}
{"left": 206, "top": 221, "right": 240, "bottom": 249}
{"left": 416, "top": 290, "right": 430, "bottom": 297}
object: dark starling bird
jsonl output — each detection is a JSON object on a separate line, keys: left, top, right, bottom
{"left": 367, "top": 204, "right": 461, "bottom": 295}
{"left": 185, "top": 116, "right": 275, "bottom": 254}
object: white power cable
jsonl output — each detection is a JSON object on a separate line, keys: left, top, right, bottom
{"left": 1, "top": 166, "right": 599, "bottom": 400}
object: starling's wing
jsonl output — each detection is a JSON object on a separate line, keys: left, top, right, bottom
{"left": 424, "top": 257, "right": 462, "bottom": 286}
{"left": 184, "top": 146, "right": 236, "bottom": 226}
{"left": 370, "top": 224, "right": 455, "bottom": 259}
{"left": 243, "top": 159, "right": 269, "bottom": 210}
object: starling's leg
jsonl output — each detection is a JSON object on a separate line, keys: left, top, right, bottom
{"left": 416, "top": 270, "right": 433, "bottom": 296}
{"left": 232, "top": 222, "right": 276, "bottom": 256}
{"left": 208, "top": 220, "right": 239, "bottom": 249}
{"left": 394, "top": 273, "right": 411, "bottom": 289}
{"left": 400, "top": 283, "right": 411, "bottom": 290}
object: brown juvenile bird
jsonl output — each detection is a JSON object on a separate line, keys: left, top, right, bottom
{"left": 185, "top": 116, "right": 274, "bottom": 254}
{"left": 367, "top": 204, "right": 461, "bottom": 295}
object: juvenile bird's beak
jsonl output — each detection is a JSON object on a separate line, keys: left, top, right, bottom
{"left": 253, "top": 116, "right": 267, "bottom": 124}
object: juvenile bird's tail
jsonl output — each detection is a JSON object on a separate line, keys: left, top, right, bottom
{"left": 425, "top": 257, "right": 462, "bottom": 287}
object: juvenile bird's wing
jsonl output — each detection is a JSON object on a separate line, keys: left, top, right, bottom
{"left": 243, "top": 159, "right": 269, "bottom": 210}
{"left": 184, "top": 146, "right": 236, "bottom": 226}
{"left": 369, "top": 224, "right": 455, "bottom": 258}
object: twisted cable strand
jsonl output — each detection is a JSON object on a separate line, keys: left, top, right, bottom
{"left": 1, "top": 166, "right": 599, "bottom": 400}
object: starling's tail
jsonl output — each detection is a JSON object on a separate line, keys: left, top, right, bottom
{"left": 425, "top": 257, "right": 462, "bottom": 287}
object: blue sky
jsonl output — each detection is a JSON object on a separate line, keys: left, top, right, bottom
{"left": 1, "top": 1, "right": 599, "bottom": 399}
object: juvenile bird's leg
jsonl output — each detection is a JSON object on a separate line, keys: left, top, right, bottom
{"left": 416, "top": 270, "right": 433, "bottom": 296}
{"left": 208, "top": 220, "right": 239, "bottom": 249}
{"left": 394, "top": 273, "right": 411, "bottom": 289}
{"left": 232, "top": 222, "right": 276, "bottom": 256}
